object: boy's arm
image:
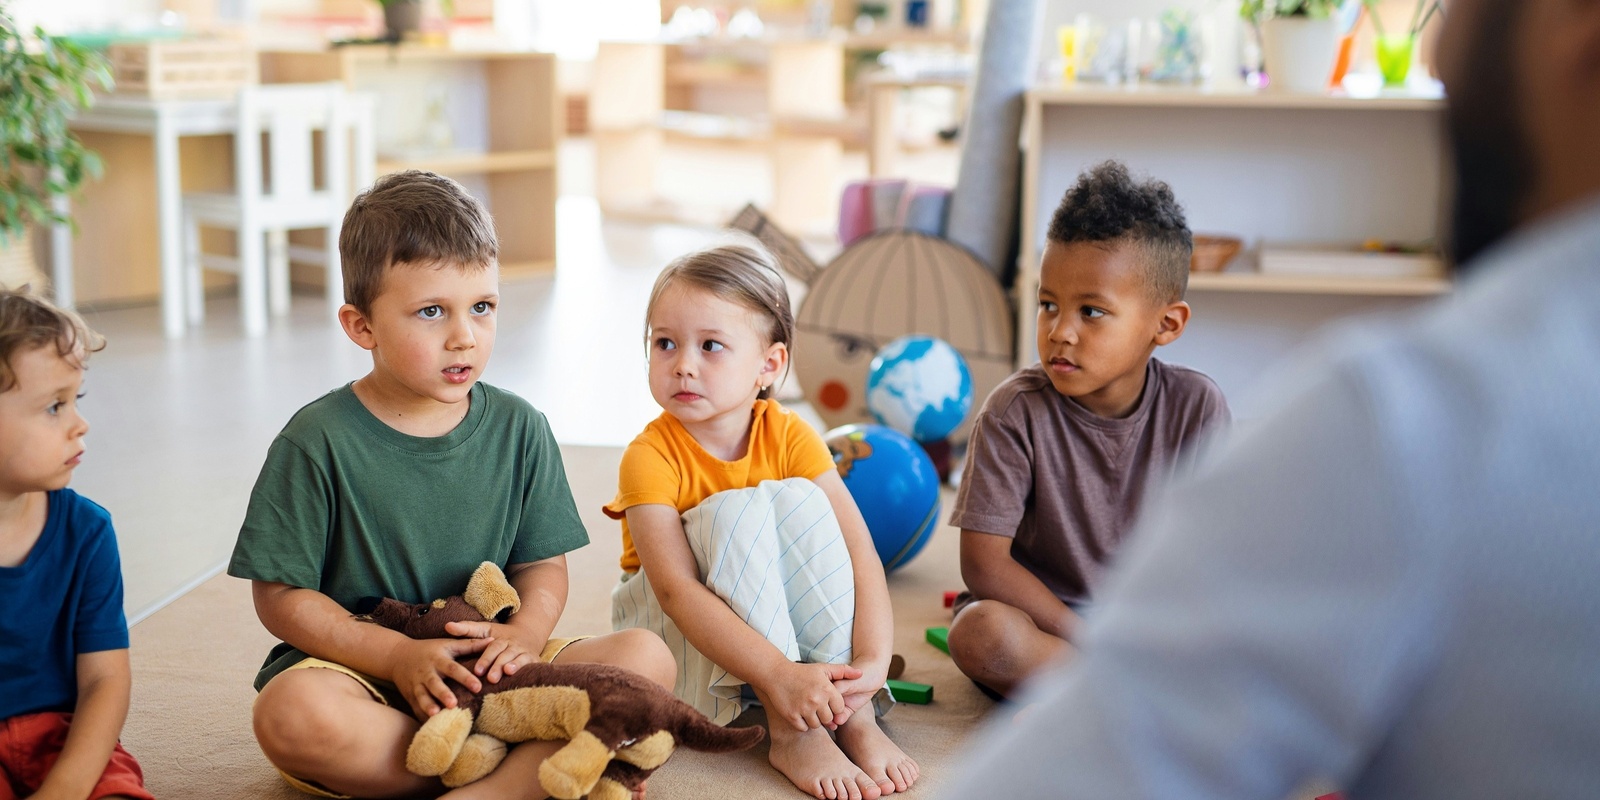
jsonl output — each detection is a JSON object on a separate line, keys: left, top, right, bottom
{"left": 252, "top": 580, "right": 490, "bottom": 718}
{"left": 961, "top": 529, "right": 1081, "bottom": 641}
{"left": 626, "top": 503, "right": 861, "bottom": 731}
{"left": 444, "top": 555, "right": 568, "bottom": 683}
{"left": 33, "top": 649, "right": 130, "bottom": 800}
{"left": 813, "top": 470, "right": 895, "bottom": 713}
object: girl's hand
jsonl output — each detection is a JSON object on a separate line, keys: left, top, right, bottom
{"left": 444, "top": 620, "right": 545, "bottom": 685}
{"left": 391, "top": 636, "right": 491, "bottom": 719}
{"left": 762, "top": 662, "right": 861, "bottom": 732}
{"left": 833, "top": 655, "right": 889, "bottom": 713}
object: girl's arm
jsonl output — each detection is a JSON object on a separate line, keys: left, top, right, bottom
{"left": 813, "top": 470, "right": 895, "bottom": 709}
{"left": 626, "top": 503, "right": 860, "bottom": 731}
{"left": 33, "top": 649, "right": 130, "bottom": 800}
{"left": 253, "top": 580, "right": 491, "bottom": 719}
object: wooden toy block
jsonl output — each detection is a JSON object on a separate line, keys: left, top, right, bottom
{"left": 926, "top": 626, "right": 950, "bottom": 654}
{"left": 886, "top": 679, "right": 933, "bottom": 704}
{"left": 943, "top": 590, "right": 958, "bottom": 608}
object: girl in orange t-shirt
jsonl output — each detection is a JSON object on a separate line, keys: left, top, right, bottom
{"left": 604, "top": 242, "right": 917, "bottom": 800}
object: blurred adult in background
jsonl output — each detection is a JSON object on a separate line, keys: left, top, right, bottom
{"left": 944, "top": 1, "right": 1600, "bottom": 797}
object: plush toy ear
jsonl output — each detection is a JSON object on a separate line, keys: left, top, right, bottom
{"left": 464, "top": 561, "right": 521, "bottom": 621}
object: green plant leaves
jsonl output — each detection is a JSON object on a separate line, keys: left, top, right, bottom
{"left": 1, "top": 7, "right": 112, "bottom": 240}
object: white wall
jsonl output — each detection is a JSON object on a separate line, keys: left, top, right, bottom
{"left": 8, "top": 0, "right": 163, "bottom": 32}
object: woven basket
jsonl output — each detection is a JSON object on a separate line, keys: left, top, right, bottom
{"left": 0, "top": 229, "right": 46, "bottom": 292}
{"left": 1191, "top": 234, "right": 1243, "bottom": 273}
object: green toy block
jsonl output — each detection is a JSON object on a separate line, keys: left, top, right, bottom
{"left": 925, "top": 626, "right": 950, "bottom": 654}
{"left": 886, "top": 679, "right": 933, "bottom": 705}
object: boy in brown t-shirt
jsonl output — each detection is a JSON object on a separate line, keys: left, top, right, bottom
{"left": 946, "top": 161, "right": 1230, "bottom": 699}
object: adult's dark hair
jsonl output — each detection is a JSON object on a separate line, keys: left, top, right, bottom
{"left": 1047, "top": 160, "right": 1192, "bottom": 303}
{"left": 339, "top": 170, "right": 498, "bottom": 313}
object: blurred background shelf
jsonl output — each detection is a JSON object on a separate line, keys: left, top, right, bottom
{"left": 261, "top": 45, "right": 560, "bottom": 279}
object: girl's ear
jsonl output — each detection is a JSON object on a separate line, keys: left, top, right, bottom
{"left": 760, "top": 341, "right": 789, "bottom": 389}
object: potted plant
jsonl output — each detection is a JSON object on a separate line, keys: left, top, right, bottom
{"left": 1242, "top": 0, "right": 1347, "bottom": 93}
{"left": 376, "top": 0, "right": 424, "bottom": 42}
{"left": 0, "top": 4, "right": 110, "bottom": 292}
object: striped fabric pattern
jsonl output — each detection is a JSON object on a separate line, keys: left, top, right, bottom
{"left": 612, "top": 478, "right": 856, "bottom": 725}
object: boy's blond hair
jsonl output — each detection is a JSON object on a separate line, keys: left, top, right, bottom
{"left": 338, "top": 170, "right": 498, "bottom": 313}
{"left": 644, "top": 240, "right": 794, "bottom": 400}
{"left": 0, "top": 287, "right": 105, "bottom": 393}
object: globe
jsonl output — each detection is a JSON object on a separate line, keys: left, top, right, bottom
{"left": 825, "top": 424, "right": 942, "bottom": 573}
{"left": 865, "top": 335, "right": 974, "bottom": 443}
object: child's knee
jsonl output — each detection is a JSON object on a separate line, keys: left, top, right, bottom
{"left": 948, "top": 601, "right": 1024, "bottom": 669}
{"left": 615, "top": 628, "right": 677, "bottom": 688}
{"left": 252, "top": 671, "right": 370, "bottom": 767}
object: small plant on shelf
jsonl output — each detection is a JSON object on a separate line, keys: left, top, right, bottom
{"left": 1240, "top": 0, "right": 1346, "bottom": 23}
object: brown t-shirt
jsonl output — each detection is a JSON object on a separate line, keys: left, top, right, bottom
{"left": 950, "top": 358, "right": 1230, "bottom": 604}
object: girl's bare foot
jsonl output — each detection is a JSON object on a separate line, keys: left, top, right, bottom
{"left": 767, "top": 721, "right": 883, "bottom": 800}
{"left": 836, "top": 709, "right": 919, "bottom": 795}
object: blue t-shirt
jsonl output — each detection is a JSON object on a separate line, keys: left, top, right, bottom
{"left": 0, "top": 489, "right": 130, "bottom": 720}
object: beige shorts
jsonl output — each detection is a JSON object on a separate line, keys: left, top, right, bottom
{"left": 275, "top": 636, "right": 589, "bottom": 798}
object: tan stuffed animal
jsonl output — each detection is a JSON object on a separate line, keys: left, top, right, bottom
{"left": 358, "top": 562, "right": 764, "bottom": 799}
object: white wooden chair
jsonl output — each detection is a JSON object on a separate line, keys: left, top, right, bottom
{"left": 182, "top": 83, "right": 372, "bottom": 336}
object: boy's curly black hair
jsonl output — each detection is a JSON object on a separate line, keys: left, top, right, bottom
{"left": 1047, "top": 161, "right": 1192, "bottom": 303}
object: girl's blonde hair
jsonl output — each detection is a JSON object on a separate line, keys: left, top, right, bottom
{"left": 644, "top": 241, "right": 794, "bottom": 400}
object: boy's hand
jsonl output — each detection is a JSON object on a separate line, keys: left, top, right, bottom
{"left": 444, "top": 620, "right": 545, "bottom": 685}
{"left": 762, "top": 662, "right": 861, "bottom": 732}
{"left": 833, "top": 655, "right": 889, "bottom": 717}
{"left": 391, "top": 636, "right": 492, "bottom": 719}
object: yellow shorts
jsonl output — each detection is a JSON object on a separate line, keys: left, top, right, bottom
{"left": 275, "top": 636, "right": 589, "bottom": 798}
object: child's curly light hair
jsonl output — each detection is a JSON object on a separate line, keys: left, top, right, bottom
{"left": 0, "top": 287, "right": 105, "bottom": 392}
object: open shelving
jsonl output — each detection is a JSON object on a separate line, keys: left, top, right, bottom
{"left": 260, "top": 45, "right": 560, "bottom": 278}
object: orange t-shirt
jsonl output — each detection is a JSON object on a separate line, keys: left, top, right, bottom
{"left": 603, "top": 399, "right": 837, "bottom": 572}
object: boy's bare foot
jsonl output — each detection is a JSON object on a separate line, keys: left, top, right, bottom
{"left": 767, "top": 721, "right": 883, "bottom": 800}
{"left": 836, "top": 709, "right": 919, "bottom": 795}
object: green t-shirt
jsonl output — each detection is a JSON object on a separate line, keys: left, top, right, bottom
{"left": 227, "top": 381, "right": 588, "bottom": 690}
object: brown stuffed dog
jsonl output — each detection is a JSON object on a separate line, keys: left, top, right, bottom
{"left": 358, "top": 562, "right": 764, "bottom": 799}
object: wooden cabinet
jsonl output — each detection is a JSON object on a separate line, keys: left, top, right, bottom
{"left": 261, "top": 46, "right": 560, "bottom": 279}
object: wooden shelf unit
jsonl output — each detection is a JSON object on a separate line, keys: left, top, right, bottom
{"left": 260, "top": 45, "right": 560, "bottom": 280}
{"left": 1187, "top": 270, "right": 1450, "bottom": 296}
{"left": 1016, "top": 81, "right": 1451, "bottom": 365}
{"left": 592, "top": 39, "right": 845, "bottom": 232}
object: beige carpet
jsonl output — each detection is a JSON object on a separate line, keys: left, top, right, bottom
{"left": 124, "top": 444, "right": 992, "bottom": 799}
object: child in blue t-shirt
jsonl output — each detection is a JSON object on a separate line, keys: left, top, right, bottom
{"left": 0, "top": 289, "right": 153, "bottom": 800}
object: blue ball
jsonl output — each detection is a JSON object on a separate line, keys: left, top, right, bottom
{"left": 865, "top": 335, "right": 974, "bottom": 443}
{"left": 824, "top": 423, "right": 941, "bottom": 573}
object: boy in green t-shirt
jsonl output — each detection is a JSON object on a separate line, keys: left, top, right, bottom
{"left": 229, "top": 171, "right": 674, "bottom": 799}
